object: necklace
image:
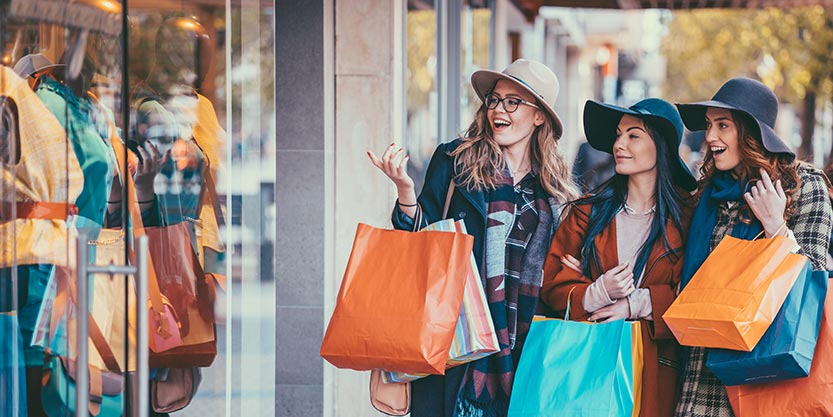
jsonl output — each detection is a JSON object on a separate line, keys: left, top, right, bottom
{"left": 623, "top": 202, "right": 656, "bottom": 215}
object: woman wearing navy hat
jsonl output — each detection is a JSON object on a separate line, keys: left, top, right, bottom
{"left": 674, "top": 78, "right": 833, "bottom": 416}
{"left": 541, "top": 97, "right": 696, "bottom": 417}
{"left": 368, "top": 59, "right": 578, "bottom": 417}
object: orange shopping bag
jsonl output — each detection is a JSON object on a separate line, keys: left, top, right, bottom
{"left": 663, "top": 234, "right": 806, "bottom": 351}
{"left": 726, "top": 280, "right": 833, "bottom": 416}
{"left": 320, "top": 223, "right": 473, "bottom": 374}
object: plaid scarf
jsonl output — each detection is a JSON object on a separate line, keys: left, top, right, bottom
{"left": 455, "top": 171, "right": 555, "bottom": 417}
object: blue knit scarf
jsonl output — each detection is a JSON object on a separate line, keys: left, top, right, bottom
{"left": 680, "top": 172, "right": 763, "bottom": 289}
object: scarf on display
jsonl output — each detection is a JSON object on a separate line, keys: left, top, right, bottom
{"left": 455, "top": 171, "right": 554, "bottom": 417}
{"left": 680, "top": 171, "right": 763, "bottom": 289}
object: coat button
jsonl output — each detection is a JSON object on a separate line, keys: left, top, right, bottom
{"left": 458, "top": 211, "right": 467, "bottom": 219}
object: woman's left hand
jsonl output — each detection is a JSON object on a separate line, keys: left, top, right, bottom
{"left": 587, "top": 298, "right": 630, "bottom": 322}
{"left": 744, "top": 168, "right": 787, "bottom": 237}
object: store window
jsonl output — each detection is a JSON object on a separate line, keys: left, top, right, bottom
{"left": 460, "top": 0, "right": 492, "bottom": 131}
{"left": 0, "top": 1, "right": 275, "bottom": 416}
{"left": 405, "top": 0, "right": 493, "bottom": 195}
{"left": 405, "top": 0, "right": 438, "bottom": 195}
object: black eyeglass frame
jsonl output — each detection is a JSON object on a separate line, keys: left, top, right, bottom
{"left": 484, "top": 93, "right": 540, "bottom": 113}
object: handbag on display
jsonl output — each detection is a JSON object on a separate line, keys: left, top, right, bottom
{"left": 40, "top": 268, "right": 124, "bottom": 417}
{"left": 151, "top": 367, "right": 203, "bottom": 413}
{"left": 112, "top": 134, "right": 217, "bottom": 368}
{"left": 663, "top": 233, "right": 807, "bottom": 351}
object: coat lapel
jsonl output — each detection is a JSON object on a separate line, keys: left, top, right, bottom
{"left": 453, "top": 176, "right": 487, "bottom": 220}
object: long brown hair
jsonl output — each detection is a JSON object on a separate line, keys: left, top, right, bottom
{"left": 697, "top": 110, "right": 800, "bottom": 222}
{"left": 449, "top": 104, "right": 578, "bottom": 204}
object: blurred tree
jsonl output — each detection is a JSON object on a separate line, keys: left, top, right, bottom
{"left": 663, "top": 7, "right": 833, "bottom": 163}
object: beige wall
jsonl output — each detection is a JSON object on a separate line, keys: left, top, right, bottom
{"left": 327, "top": 0, "right": 404, "bottom": 415}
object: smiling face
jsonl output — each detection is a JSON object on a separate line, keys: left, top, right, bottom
{"left": 488, "top": 80, "right": 546, "bottom": 152}
{"left": 613, "top": 114, "right": 657, "bottom": 178}
{"left": 704, "top": 107, "right": 742, "bottom": 172}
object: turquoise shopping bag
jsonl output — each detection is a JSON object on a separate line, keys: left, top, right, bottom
{"left": 508, "top": 318, "right": 643, "bottom": 417}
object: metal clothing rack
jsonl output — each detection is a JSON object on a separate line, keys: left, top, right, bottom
{"left": 75, "top": 233, "right": 150, "bottom": 417}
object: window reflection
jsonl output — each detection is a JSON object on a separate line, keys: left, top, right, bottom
{"left": 406, "top": 0, "right": 437, "bottom": 195}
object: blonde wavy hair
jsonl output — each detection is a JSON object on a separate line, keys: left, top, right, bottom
{"left": 449, "top": 104, "right": 578, "bottom": 204}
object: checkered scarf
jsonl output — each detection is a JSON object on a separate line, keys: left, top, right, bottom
{"left": 455, "top": 171, "right": 555, "bottom": 417}
{"left": 675, "top": 164, "right": 833, "bottom": 417}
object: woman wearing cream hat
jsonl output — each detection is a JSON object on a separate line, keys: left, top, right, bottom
{"left": 368, "top": 59, "right": 578, "bottom": 417}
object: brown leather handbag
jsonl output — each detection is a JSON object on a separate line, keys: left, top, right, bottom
{"left": 145, "top": 223, "right": 217, "bottom": 368}
{"left": 152, "top": 367, "right": 203, "bottom": 413}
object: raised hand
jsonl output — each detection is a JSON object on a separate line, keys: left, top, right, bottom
{"left": 367, "top": 143, "right": 414, "bottom": 192}
{"left": 134, "top": 141, "right": 171, "bottom": 203}
{"left": 744, "top": 168, "right": 787, "bottom": 237}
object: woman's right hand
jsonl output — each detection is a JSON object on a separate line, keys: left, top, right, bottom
{"left": 367, "top": 143, "right": 414, "bottom": 192}
{"left": 599, "top": 263, "right": 635, "bottom": 299}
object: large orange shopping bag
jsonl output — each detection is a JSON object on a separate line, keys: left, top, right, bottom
{"left": 726, "top": 279, "right": 833, "bottom": 417}
{"left": 320, "top": 222, "right": 473, "bottom": 374}
{"left": 382, "top": 220, "right": 499, "bottom": 383}
{"left": 663, "top": 234, "right": 806, "bottom": 351}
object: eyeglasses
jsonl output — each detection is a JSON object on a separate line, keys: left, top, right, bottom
{"left": 484, "top": 93, "right": 539, "bottom": 113}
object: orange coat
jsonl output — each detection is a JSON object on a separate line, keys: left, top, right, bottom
{"left": 540, "top": 202, "right": 689, "bottom": 417}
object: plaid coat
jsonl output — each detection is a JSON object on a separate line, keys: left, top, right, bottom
{"left": 675, "top": 163, "right": 833, "bottom": 417}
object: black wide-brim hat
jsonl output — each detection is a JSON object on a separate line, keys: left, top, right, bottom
{"left": 584, "top": 98, "right": 697, "bottom": 191}
{"left": 676, "top": 77, "right": 794, "bottom": 159}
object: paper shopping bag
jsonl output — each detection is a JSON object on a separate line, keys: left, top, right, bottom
{"left": 383, "top": 220, "right": 498, "bottom": 383}
{"left": 320, "top": 222, "right": 472, "bottom": 374}
{"left": 508, "top": 319, "right": 643, "bottom": 417}
{"left": 663, "top": 235, "right": 805, "bottom": 351}
{"left": 707, "top": 264, "right": 827, "bottom": 385}
{"left": 726, "top": 277, "right": 833, "bottom": 416}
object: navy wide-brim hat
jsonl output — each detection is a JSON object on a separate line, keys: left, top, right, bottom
{"left": 584, "top": 98, "right": 697, "bottom": 192}
{"left": 676, "top": 77, "right": 794, "bottom": 159}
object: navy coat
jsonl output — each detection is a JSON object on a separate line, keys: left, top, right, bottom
{"left": 391, "top": 139, "right": 488, "bottom": 417}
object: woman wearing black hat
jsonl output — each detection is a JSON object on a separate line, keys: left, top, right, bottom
{"left": 540, "top": 98, "right": 695, "bottom": 417}
{"left": 368, "top": 59, "right": 578, "bottom": 417}
{"left": 674, "top": 78, "right": 833, "bottom": 416}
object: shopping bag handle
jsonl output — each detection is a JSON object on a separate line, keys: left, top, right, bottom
{"left": 564, "top": 287, "right": 576, "bottom": 321}
{"left": 442, "top": 179, "right": 454, "bottom": 219}
{"left": 751, "top": 221, "right": 787, "bottom": 240}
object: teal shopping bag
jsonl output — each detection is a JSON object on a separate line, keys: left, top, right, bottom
{"left": 508, "top": 318, "right": 643, "bottom": 417}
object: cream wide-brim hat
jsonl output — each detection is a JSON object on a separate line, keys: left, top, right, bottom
{"left": 471, "top": 59, "right": 563, "bottom": 138}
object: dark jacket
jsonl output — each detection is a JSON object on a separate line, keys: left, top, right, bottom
{"left": 540, "top": 202, "right": 690, "bottom": 417}
{"left": 392, "top": 140, "right": 490, "bottom": 273}
{"left": 390, "top": 139, "right": 489, "bottom": 417}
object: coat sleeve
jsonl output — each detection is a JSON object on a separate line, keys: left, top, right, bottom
{"left": 646, "top": 204, "right": 691, "bottom": 340}
{"left": 646, "top": 259, "right": 681, "bottom": 340}
{"left": 541, "top": 203, "right": 595, "bottom": 321}
{"left": 788, "top": 166, "right": 833, "bottom": 270}
{"left": 391, "top": 142, "right": 455, "bottom": 231}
